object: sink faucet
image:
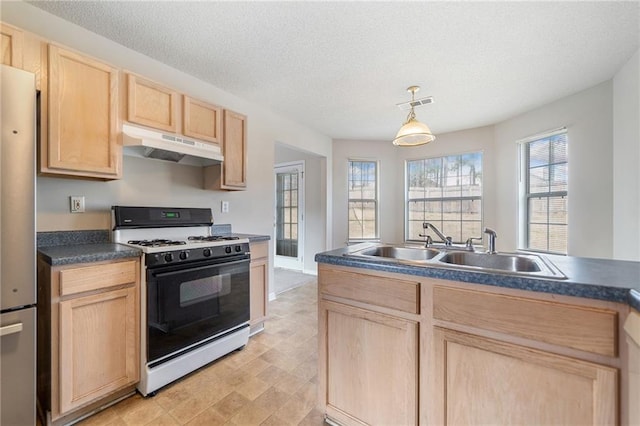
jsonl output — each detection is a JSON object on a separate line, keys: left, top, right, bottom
{"left": 484, "top": 227, "right": 497, "bottom": 254}
{"left": 421, "top": 222, "right": 452, "bottom": 246}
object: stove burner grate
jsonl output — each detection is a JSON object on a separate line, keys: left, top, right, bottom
{"left": 188, "top": 235, "right": 240, "bottom": 242}
{"left": 128, "top": 239, "right": 187, "bottom": 247}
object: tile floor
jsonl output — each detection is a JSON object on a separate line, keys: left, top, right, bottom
{"left": 78, "top": 281, "right": 324, "bottom": 426}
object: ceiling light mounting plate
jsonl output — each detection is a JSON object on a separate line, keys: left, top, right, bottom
{"left": 392, "top": 84, "right": 436, "bottom": 147}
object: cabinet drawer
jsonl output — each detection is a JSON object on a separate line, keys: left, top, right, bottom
{"left": 250, "top": 241, "right": 268, "bottom": 260}
{"left": 320, "top": 268, "right": 419, "bottom": 314}
{"left": 433, "top": 286, "right": 618, "bottom": 357}
{"left": 59, "top": 260, "right": 137, "bottom": 296}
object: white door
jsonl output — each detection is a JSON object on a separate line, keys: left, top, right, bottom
{"left": 274, "top": 162, "right": 304, "bottom": 271}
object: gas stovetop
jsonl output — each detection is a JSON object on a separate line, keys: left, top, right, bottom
{"left": 111, "top": 206, "right": 250, "bottom": 263}
{"left": 126, "top": 235, "right": 240, "bottom": 248}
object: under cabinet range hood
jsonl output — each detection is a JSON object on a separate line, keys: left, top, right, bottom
{"left": 122, "top": 123, "right": 223, "bottom": 166}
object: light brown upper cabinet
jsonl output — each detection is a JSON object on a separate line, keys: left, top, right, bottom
{"left": 1, "top": 23, "right": 23, "bottom": 68}
{"left": 127, "top": 73, "right": 179, "bottom": 133}
{"left": 204, "top": 109, "right": 248, "bottom": 190}
{"left": 45, "top": 45, "right": 121, "bottom": 179}
{"left": 126, "top": 75, "right": 222, "bottom": 147}
{"left": 183, "top": 95, "right": 222, "bottom": 145}
{"left": 221, "top": 110, "right": 247, "bottom": 189}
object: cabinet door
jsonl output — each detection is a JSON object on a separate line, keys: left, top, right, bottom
{"left": 221, "top": 109, "right": 247, "bottom": 189}
{"left": 250, "top": 258, "right": 268, "bottom": 325}
{"left": 1, "top": 23, "right": 23, "bottom": 68}
{"left": 183, "top": 96, "right": 222, "bottom": 145}
{"left": 127, "top": 73, "right": 178, "bottom": 133}
{"left": 47, "top": 45, "right": 120, "bottom": 178}
{"left": 433, "top": 327, "right": 617, "bottom": 425}
{"left": 321, "top": 300, "right": 418, "bottom": 426}
{"left": 58, "top": 286, "right": 138, "bottom": 414}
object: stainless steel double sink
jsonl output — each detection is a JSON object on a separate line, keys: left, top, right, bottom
{"left": 344, "top": 244, "right": 566, "bottom": 279}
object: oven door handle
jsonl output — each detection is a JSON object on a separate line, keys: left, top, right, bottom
{"left": 151, "top": 257, "right": 250, "bottom": 278}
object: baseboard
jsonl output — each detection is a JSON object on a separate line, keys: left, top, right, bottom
{"left": 303, "top": 268, "right": 318, "bottom": 276}
{"left": 269, "top": 291, "right": 277, "bottom": 301}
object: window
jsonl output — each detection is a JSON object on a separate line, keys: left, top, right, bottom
{"left": 406, "top": 152, "right": 483, "bottom": 243}
{"left": 520, "top": 131, "right": 568, "bottom": 253}
{"left": 348, "top": 160, "right": 378, "bottom": 241}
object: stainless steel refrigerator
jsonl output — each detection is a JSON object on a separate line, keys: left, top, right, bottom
{"left": 0, "top": 65, "right": 36, "bottom": 425}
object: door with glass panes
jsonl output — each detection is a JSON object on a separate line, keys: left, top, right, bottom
{"left": 274, "top": 163, "right": 304, "bottom": 270}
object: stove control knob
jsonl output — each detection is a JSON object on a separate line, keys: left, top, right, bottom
{"left": 179, "top": 251, "right": 189, "bottom": 260}
{"left": 225, "top": 246, "right": 232, "bottom": 254}
{"left": 164, "top": 253, "right": 174, "bottom": 263}
{"left": 235, "top": 245, "right": 242, "bottom": 252}
{"left": 203, "top": 248, "right": 212, "bottom": 257}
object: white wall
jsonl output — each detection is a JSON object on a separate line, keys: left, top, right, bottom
{"left": 332, "top": 125, "right": 495, "bottom": 248}
{"left": 494, "top": 81, "right": 613, "bottom": 258}
{"left": 332, "top": 78, "right": 635, "bottom": 261}
{"left": 331, "top": 139, "right": 398, "bottom": 247}
{"left": 274, "top": 144, "right": 327, "bottom": 274}
{"left": 613, "top": 49, "right": 640, "bottom": 261}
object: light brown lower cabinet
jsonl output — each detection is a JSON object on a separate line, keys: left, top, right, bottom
{"left": 38, "top": 258, "right": 140, "bottom": 425}
{"left": 433, "top": 327, "right": 617, "bottom": 425}
{"left": 321, "top": 301, "right": 418, "bottom": 426}
{"left": 249, "top": 241, "right": 269, "bottom": 332}
{"left": 317, "top": 264, "right": 630, "bottom": 426}
{"left": 624, "top": 310, "right": 640, "bottom": 425}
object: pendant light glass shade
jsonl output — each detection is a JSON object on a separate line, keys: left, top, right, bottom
{"left": 392, "top": 86, "right": 435, "bottom": 147}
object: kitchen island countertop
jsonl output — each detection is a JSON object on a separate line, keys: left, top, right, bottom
{"left": 315, "top": 245, "right": 640, "bottom": 311}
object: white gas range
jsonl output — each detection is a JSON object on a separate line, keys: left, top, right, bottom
{"left": 112, "top": 206, "right": 251, "bottom": 396}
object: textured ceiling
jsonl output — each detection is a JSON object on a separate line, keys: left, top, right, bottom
{"left": 28, "top": 1, "right": 640, "bottom": 141}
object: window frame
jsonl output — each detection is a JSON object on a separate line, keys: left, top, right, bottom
{"left": 404, "top": 151, "right": 484, "bottom": 244}
{"left": 518, "top": 128, "right": 568, "bottom": 254}
{"left": 347, "top": 159, "right": 380, "bottom": 243}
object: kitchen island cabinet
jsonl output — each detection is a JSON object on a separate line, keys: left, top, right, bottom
{"left": 319, "top": 268, "right": 419, "bottom": 425}
{"left": 625, "top": 307, "right": 640, "bottom": 425}
{"left": 316, "top": 258, "right": 635, "bottom": 426}
{"left": 431, "top": 285, "right": 618, "bottom": 425}
{"left": 38, "top": 257, "right": 140, "bottom": 426}
{"left": 44, "top": 45, "right": 121, "bottom": 179}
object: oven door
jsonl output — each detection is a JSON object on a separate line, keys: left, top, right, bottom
{"left": 146, "top": 256, "right": 250, "bottom": 363}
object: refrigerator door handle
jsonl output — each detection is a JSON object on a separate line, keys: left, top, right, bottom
{"left": 0, "top": 322, "right": 23, "bottom": 337}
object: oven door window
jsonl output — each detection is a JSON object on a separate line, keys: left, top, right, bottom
{"left": 147, "top": 258, "right": 250, "bottom": 363}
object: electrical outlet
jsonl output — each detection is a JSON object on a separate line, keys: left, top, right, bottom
{"left": 221, "top": 201, "right": 229, "bottom": 213}
{"left": 70, "top": 196, "right": 85, "bottom": 213}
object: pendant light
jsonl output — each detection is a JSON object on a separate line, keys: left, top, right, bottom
{"left": 392, "top": 86, "right": 435, "bottom": 146}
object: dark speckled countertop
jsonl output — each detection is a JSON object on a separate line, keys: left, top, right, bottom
{"left": 315, "top": 244, "right": 640, "bottom": 311}
{"left": 37, "top": 230, "right": 142, "bottom": 266}
{"left": 37, "top": 228, "right": 269, "bottom": 266}
{"left": 38, "top": 243, "right": 142, "bottom": 266}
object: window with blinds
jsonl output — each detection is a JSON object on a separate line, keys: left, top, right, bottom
{"left": 406, "top": 152, "right": 483, "bottom": 243}
{"left": 521, "top": 131, "right": 568, "bottom": 253}
{"left": 348, "top": 160, "right": 378, "bottom": 241}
